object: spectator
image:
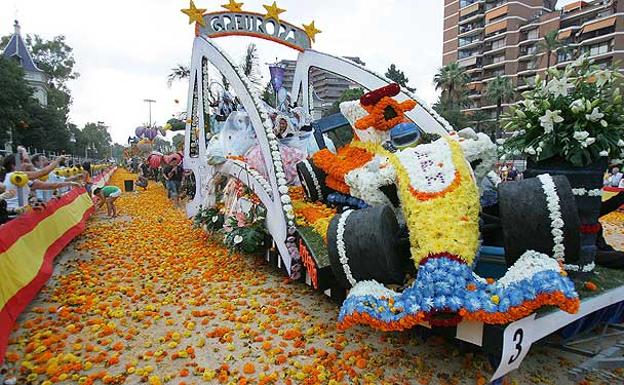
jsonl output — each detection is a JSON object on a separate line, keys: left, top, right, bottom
{"left": 82, "top": 162, "right": 93, "bottom": 194}
{"left": 2, "top": 154, "right": 80, "bottom": 211}
{"left": 163, "top": 157, "right": 183, "bottom": 207}
{"left": 606, "top": 166, "right": 623, "bottom": 187}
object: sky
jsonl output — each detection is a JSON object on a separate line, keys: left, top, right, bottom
{"left": 0, "top": 0, "right": 578, "bottom": 145}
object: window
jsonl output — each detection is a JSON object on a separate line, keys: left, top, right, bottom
{"left": 460, "top": 0, "right": 479, "bottom": 8}
{"left": 588, "top": 42, "right": 610, "bottom": 56}
{"left": 491, "top": 38, "right": 506, "bottom": 50}
{"left": 557, "top": 51, "right": 573, "bottom": 63}
{"left": 527, "top": 29, "right": 539, "bottom": 40}
{"left": 493, "top": 54, "right": 505, "bottom": 63}
{"left": 527, "top": 60, "right": 538, "bottom": 70}
{"left": 459, "top": 48, "right": 480, "bottom": 59}
{"left": 459, "top": 35, "right": 481, "bottom": 47}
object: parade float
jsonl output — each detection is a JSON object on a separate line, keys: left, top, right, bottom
{"left": 180, "top": 1, "right": 624, "bottom": 381}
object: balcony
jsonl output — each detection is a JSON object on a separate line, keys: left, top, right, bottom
{"left": 459, "top": 22, "right": 485, "bottom": 37}
{"left": 484, "top": 0, "right": 507, "bottom": 11}
{"left": 460, "top": 0, "right": 482, "bottom": 8}
{"left": 516, "top": 76, "right": 536, "bottom": 90}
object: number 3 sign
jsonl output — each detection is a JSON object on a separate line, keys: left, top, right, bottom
{"left": 491, "top": 314, "right": 536, "bottom": 381}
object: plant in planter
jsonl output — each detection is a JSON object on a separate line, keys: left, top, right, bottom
{"left": 501, "top": 55, "right": 624, "bottom": 275}
{"left": 222, "top": 206, "right": 267, "bottom": 254}
{"left": 193, "top": 206, "right": 224, "bottom": 233}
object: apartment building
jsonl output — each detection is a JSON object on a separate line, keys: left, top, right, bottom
{"left": 278, "top": 57, "right": 365, "bottom": 114}
{"left": 443, "top": 0, "right": 624, "bottom": 117}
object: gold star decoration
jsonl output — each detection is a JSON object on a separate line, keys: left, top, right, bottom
{"left": 302, "top": 20, "right": 321, "bottom": 43}
{"left": 221, "top": 0, "right": 244, "bottom": 12}
{"left": 263, "top": 1, "right": 286, "bottom": 22}
{"left": 181, "top": 0, "right": 207, "bottom": 27}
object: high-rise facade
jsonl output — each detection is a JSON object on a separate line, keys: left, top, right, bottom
{"left": 443, "top": 0, "right": 624, "bottom": 118}
{"left": 279, "top": 57, "right": 365, "bottom": 114}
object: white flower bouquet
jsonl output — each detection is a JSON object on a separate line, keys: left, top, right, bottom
{"left": 502, "top": 56, "right": 624, "bottom": 167}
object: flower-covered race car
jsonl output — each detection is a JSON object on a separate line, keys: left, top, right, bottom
{"left": 295, "top": 84, "right": 582, "bottom": 330}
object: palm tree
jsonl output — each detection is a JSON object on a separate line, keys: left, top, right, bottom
{"left": 433, "top": 62, "right": 470, "bottom": 129}
{"left": 240, "top": 43, "right": 262, "bottom": 89}
{"left": 485, "top": 76, "right": 515, "bottom": 138}
{"left": 536, "top": 30, "right": 565, "bottom": 80}
{"left": 167, "top": 64, "right": 190, "bottom": 87}
{"left": 433, "top": 62, "right": 470, "bottom": 104}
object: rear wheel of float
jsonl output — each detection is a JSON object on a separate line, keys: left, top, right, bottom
{"left": 296, "top": 159, "right": 330, "bottom": 202}
{"left": 327, "top": 205, "right": 410, "bottom": 288}
{"left": 498, "top": 175, "right": 581, "bottom": 267}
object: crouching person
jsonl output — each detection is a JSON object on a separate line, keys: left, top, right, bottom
{"left": 93, "top": 186, "right": 121, "bottom": 218}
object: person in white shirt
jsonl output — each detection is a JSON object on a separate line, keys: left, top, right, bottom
{"left": 607, "top": 167, "right": 623, "bottom": 187}
{"left": 2, "top": 153, "right": 79, "bottom": 211}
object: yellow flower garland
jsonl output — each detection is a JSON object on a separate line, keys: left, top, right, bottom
{"left": 352, "top": 138, "right": 480, "bottom": 265}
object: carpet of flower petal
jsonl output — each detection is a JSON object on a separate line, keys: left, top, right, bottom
{"left": 2, "top": 169, "right": 622, "bottom": 385}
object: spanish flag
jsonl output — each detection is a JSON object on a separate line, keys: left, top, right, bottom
{"left": 0, "top": 188, "right": 94, "bottom": 363}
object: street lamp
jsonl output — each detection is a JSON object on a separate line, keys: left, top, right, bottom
{"left": 143, "top": 99, "right": 156, "bottom": 127}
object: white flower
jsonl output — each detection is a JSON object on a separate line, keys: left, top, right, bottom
{"left": 618, "top": 140, "right": 624, "bottom": 147}
{"left": 280, "top": 195, "right": 291, "bottom": 204}
{"left": 601, "top": 120, "right": 608, "bottom": 128}
{"left": 593, "top": 70, "right": 612, "bottom": 88}
{"left": 539, "top": 110, "right": 564, "bottom": 133}
{"left": 212, "top": 215, "right": 219, "bottom": 223}
{"left": 570, "top": 99, "right": 585, "bottom": 113}
{"left": 233, "top": 235, "right": 243, "bottom": 244}
{"left": 582, "top": 137, "right": 596, "bottom": 148}
{"left": 525, "top": 146, "right": 537, "bottom": 155}
{"left": 600, "top": 150, "right": 610, "bottom": 157}
{"left": 573, "top": 131, "right": 590, "bottom": 142}
{"left": 496, "top": 139, "right": 506, "bottom": 145}
{"left": 585, "top": 108, "right": 604, "bottom": 122}
{"left": 547, "top": 77, "right": 571, "bottom": 98}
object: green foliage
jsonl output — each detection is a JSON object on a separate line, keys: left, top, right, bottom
{"left": 74, "top": 122, "right": 112, "bottom": 159}
{"left": 325, "top": 87, "right": 364, "bottom": 116}
{"left": 501, "top": 56, "right": 624, "bottom": 166}
{"left": 433, "top": 62, "right": 470, "bottom": 104}
{"left": 167, "top": 64, "right": 190, "bottom": 88}
{"left": 222, "top": 206, "right": 267, "bottom": 254}
{"left": 432, "top": 97, "right": 467, "bottom": 130}
{"left": 241, "top": 43, "right": 262, "bottom": 89}
{"left": 432, "top": 62, "right": 471, "bottom": 130}
{"left": 172, "top": 133, "right": 185, "bottom": 151}
{"left": 536, "top": 30, "right": 565, "bottom": 76}
{"left": 485, "top": 76, "right": 515, "bottom": 137}
{"left": 385, "top": 64, "right": 415, "bottom": 92}
{"left": 0, "top": 58, "right": 32, "bottom": 147}
{"left": 194, "top": 206, "right": 224, "bottom": 231}
{"left": 1, "top": 33, "right": 79, "bottom": 153}
{"left": 261, "top": 81, "right": 276, "bottom": 108}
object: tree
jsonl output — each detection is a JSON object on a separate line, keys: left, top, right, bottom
{"left": 432, "top": 62, "right": 470, "bottom": 130}
{"left": 261, "top": 81, "right": 276, "bottom": 108}
{"left": 75, "top": 122, "right": 112, "bottom": 159}
{"left": 467, "top": 109, "right": 495, "bottom": 138}
{"left": 167, "top": 64, "right": 190, "bottom": 88}
{"left": 536, "top": 30, "right": 565, "bottom": 80}
{"left": 1, "top": 33, "right": 79, "bottom": 153}
{"left": 325, "top": 88, "right": 364, "bottom": 116}
{"left": 433, "top": 62, "right": 470, "bottom": 103}
{"left": 111, "top": 143, "right": 125, "bottom": 161}
{"left": 172, "top": 133, "right": 185, "bottom": 151}
{"left": 153, "top": 137, "right": 172, "bottom": 153}
{"left": 0, "top": 34, "right": 79, "bottom": 91}
{"left": 240, "top": 43, "right": 262, "bottom": 89}
{"left": 385, "top": 64, "right": 415, "bottom": 92}
{"left": 0, "top": 58, "right": 33, "bottom": 149}
{"left": 485, "top": 76, "right": 515, "bottom": 138}
{"left": 433, "top": 98, "right": 468, "bottom": 130}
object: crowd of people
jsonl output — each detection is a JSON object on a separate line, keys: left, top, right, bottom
{"left": 0, "top": 147, "right": 93, "bottom": 224}
{"left": 126, "top": 153, "right": 194, "bottom": 209}
{"left": 605, "top": 165, "right": 624, "bottom": 188}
